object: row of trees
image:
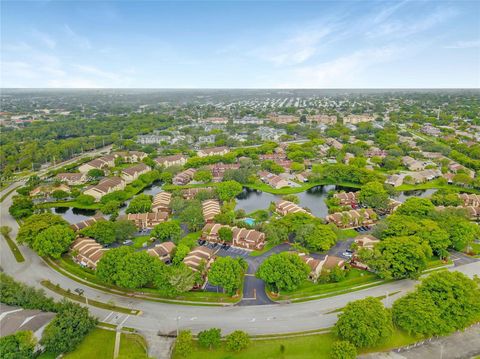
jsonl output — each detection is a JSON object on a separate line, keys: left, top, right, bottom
{"left": 175, "top": 329, "right": 250, "bottom": 357}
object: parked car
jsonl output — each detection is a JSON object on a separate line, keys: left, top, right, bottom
{"left": 342, "top": 252, "right": 353, "bottom": 258}
{"left": 123, "top": 239, "right": 133, "bottom": 245}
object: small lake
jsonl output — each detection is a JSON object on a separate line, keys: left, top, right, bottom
{"left": 53, "top": 207, "right": 97, "bottom": 224}
{"left": 236, "top": 186, "right": 439, "bottom": 218}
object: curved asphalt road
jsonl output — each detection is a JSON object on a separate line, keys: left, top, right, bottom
{"left": 1, "top": 180, "right": 480, "bottom": 336}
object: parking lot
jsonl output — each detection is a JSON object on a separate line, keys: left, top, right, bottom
{"left": 199, "top": 241, "right": 250, "bottom": 258}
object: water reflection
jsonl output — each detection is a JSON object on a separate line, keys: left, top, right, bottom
{"left": 53, "top": 207, "right": 97, "bottom": 224}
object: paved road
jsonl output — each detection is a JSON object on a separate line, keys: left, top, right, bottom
{"left": 2, "top": 179, "right": 480, "bottom": 336}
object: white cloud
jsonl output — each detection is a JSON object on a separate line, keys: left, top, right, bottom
{"left": 444, "top": 40, "right": 480, "bottom": 49}
{"left": 73, "top": 64, "right": 120, "bottom": 81}
{"left": 64, "top": 24, "right": 91, "bottom": 49}
{"left": 32, "top": 29, "right": 56, "bottom": 49}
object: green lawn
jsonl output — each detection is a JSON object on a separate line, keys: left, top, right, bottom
{"left": 396, "top": 178, "right": 480, "bottom": 194}
{"left": 118, "top": 333, "right": 150, "bottom": 359}
{"left": 1, "top": 233, "right": 25, "bottom": 262}
{"left": 132, "top": 235, "right": 152, "bottom": 249}
{"left": 249, "top": 241, "right": 277, "bottom": 256}
{"left": 275, "top": 269, "right": 380, "bottom": 301}
{"left": 245, "top": 181, "right": 361, "bottom": 195}
{"left": 63, "top": 328, "right": 115, "bottom": 359}
{"left": 172, "top": 329, "right": 419, "bottom": 359}
{"left": 336, "top": 229, "right": 358, "bottom": 240}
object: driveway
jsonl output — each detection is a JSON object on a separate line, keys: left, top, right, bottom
{"left": 450, "top": 250, "right": 478, "bottom": 267}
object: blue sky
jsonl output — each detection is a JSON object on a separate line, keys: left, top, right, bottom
{"left": 1, "top": 0, "right": 479, "bottom": 88}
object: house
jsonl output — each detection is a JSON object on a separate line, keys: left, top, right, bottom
{"left": 326, "top": 138, "right": 343, "bottom": 150}
{"left": 70, "top": 216, "right": 106, "bottom": 231}
{"left": 173, "top": 168, "right": 196, "bottom": 185}
{"left": 197, "top": 146, "right": 230, "bottom": 157}
{"left": 197, "top": 135, "right": 216, "bottom": 144}
{"left": 421, "top": 124, "right": 441, "bottom": 136}
{"left": 299, "top": 254, "right": 345, "bottom": 282}
{"left": 70, "top": 237, "right": 108, "bottom": 269}
{"left": 154, "top": 154, "right": 188, "bottom": 168}
{"left": 201, "top": 223, "right": 265, "bottom": 250}
{"left": 78, "top": 155, "right": 116, "bottom": 173}
{"left": 30, "top": 184, "right": 70, "bottom": 197}
{"left": 254, "top": 126, "right": 287, "bottom": 141}
{"left": 365, "top": 147, "right": 388, "bottom": 158}
{"left": 409, "top": 169, "right": 442, "bottom": 183}
{"left": 137, "top": 134, "right": 172, "bottom": 145}
{"left": 306, "top": 114, "right": 337, "bottom": 124}
{"left": 343, "top": 114, "right": 375, "bottom": 124}
{"left": 119, "top": 211, "right": 169, "bottom": 229}
{"left": 152, "top": 192, "right": 172, "bottom": 212}
{"left": 258, "top": 171, "right": 290, "bottom": 189}
{"left": 202, "top": 117, "right": 228, "bottom": 124}
{"left": 333, "top": 192, "right": 359, "bottom": 206}
{"left": 402, "top": 156, "right": 426, "bottom": 171}
{"left": 117, "top": 151, "right": 147, "bottom": 163}
{"left": 0, "top": 304, "right": 56, "bottom": 343}
{"left": 385, "top": 174, "right": 404, "bottom": 187}
{"left": 326, "top": 208, "right": 377, "bottom": 229}
{"left": 233, "top": 116, "right": 264, "bottom": 125}
{"left": 459, "top": 193, "right": 480, "bottom": 207}
{"left": 354, "top": 234, "right": 380, "bottom": 250}
{"left": 182, "top": 187, "right": 214, "bottom": 200}
{"left": 275, "top": 200, "right": 311, "bottom": 216}
{"left": 183, "top": 246, "right": 215, "bottom": 272}
{"left": 202, "top": 200, "right": 221, "bottom": 222}
{"left": 147, "top": 241, "right": 176, "bottom": 263}
{"left": 207, "top": 163, "right": 241, "bottom": 181}
{"left": 449, "top": 162, "right": 474, "bottom": 177}
{"left": 268, "top": 114, "right": 299, "bottom": 124}
{"left": 55, "top": 172, "right": 88, "bottom": 185}
{"left": 83, "top": 177, "right": 126, "bottom": 201}
{"left": 121, "top": 163, "right": 151, "bottom": 184}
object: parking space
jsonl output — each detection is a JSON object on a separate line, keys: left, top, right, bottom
{"left": 198, "top": 241, "right": 250, "bottom": 258}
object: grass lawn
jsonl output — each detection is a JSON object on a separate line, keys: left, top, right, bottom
{"left": 118, "top": 333, "right": 150, "bottom": 359}
{"left": 132, "top": 235, "right": 152, "bottom": 249}
{"left": 275, "top": 269, "right": 380, "bottom": 301}
{"left": 1, "top": 233, "right": 25, "bottom": 262}
{"left": 245, "top": 181, "right": 362, "bottom": 195}
{"left": 63, "top": 328, "right": 115, "bottom": 359}
{"left": 38, "top": 200, "right": 101, "bottom": 210}
{"left": 396, "top": 179, "right": 480, "bottom": 194}
{"left": 336, "top": 228, "right": 358, "bottom": 240}
{"left": 172, "top": 329, "right": 419, "bottom": 359}
{"left": 250, "top": 241, "right": 277, "bottom": 256}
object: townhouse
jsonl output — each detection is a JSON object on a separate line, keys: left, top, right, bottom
{"left": 119, "top": 211, "right": 169, "bottom": 229}
{"left": 183, "top": 246, "right": 215, "bottom": 272}
{"left": 30, "top": 184, "right": 70, "bottom": 197}
{"left": 354, "top": 234, "right": 380, "bottom": 250}
{"left": 299, "top": 253, "right": 345, "bottom": 282}
{"left": 333, "top": 191, "right": 359, "bottom": 206}
{"left": 201, "top": 223, "right": 266, "bottom": 250}
{"left": 78, "top": 155, "right": 116, "bottom": 173}
{"left": 197, "top": 146, "right": 230, "bottom": 157}
{"left": 258, "top": 171, "right": 290, "bottom": 189}
{"left": 233, "top": 116, "right": 264, "bottom": 125}
{"left": 154, "top": 154, "right": 188, "bottom": 168}
{"left": 182, "top": 187, "right": 214, "bottom": 200}
{"left": 147, "top": 241, "right": 176, "bottom": 263}
{"left": 402, "top": 156, "right": 427, "bottom": 171}
{"left": 207, "top": 163, "right": 241, "bottom": 181}
{"left": 173, "top": 168, "right": 196, "bottom": 185}
{"left": 83, "top": 177, "right": 126, "bottom": 201}
{"left": 152, "top": 191, "right": 172, "bottom": 212}
{"left": 202, "top": 199, "right": 221, "bottom": 222}
{"left": 70, "top": 237, "right": 107, "bottom": 269}
{"left": 460, "top": 193, "right": 480, "bottom": 207}
{"left": 116, "top": 151, "right": 147, "bottom": 163}
{"left": 343, "top": 114, "right": 375, "bottom": 124}
{"left": 70, "top": 216, "right": 106, "bottom": 231}
{"left": 121, "top": 163, "right": 151, "bottom": 184}
{"left": 326, "top": 208, "right": 377, "bottom": 229}
{"left": 268, "top": 114, "right": 299, "bottom": 124}
{"left": 55, "top": 172, "right": 88, "bottom": 186}
{"left": 306, "top": 114, "right": 337, "bottom": 124}
{"left": 275, "top": 200, "right": 311, "bottom": 216}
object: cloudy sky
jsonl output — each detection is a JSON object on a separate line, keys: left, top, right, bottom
{"left": 1, "top": 0, "right": 479, "bottom": 88}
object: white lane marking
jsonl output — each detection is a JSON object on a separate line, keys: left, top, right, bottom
{"left": 190, "top": 317, "right": 197, "bottom": 321}
{"left": 250, "top": 318, "right": 256, "bottom": 322}
{"left": 119, "top": 315, "right": 130, "bottom": 327}
{"left": 103, "top": 311, "right": 114, "bottom": 322}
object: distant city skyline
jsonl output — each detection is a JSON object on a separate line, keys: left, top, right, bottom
{"left": 1, "top": 0, "right": 479, "bottom": 88}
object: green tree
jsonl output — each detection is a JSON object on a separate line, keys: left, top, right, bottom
{"left": 363, "top": 236, "right": 431, "bottom": 279}
{"left": 179, "top": 201, "right": 204, "bottom": 231}
{"left": 175, "top": 330, "right": 193, "bottom": 357}
{"left": 194, "top": 170, "right": 213, "bottom": 183}
{"left": 87, "top": 168, "right": 104, "bottom": 179}
{"left": 335, "top": 297, "right": 393, "bottom": 348}
{"left": 358, "top": 182, "right": 389, "bottom": 210}
{"left": 0, "top": 331, "right": 37, "bottom": 359}
{"left": 151, "top": 221, "right": 182, "bottom": 242}
{"left": 225, "top": 330, "right": 250, "bottom": 352}
{"left": 218, "top": 227, "right": 233, "bottom": 243}
{"left": 396, "top": 197, "right": 435, "bottom": 218}
{"left": 216, "top": 180, "right": 243, "bottom": 201}
{"left": 9, "top": 195, "right": 34, "bottom": 219}
{"left": 166, "top": 264, "right": 197, "bottom": 294}
{"left": 17, "top": 213, "right": 68, "bottom": 247}
{"left": 76, "top": 194, "right": 95, "bottom": 205}
{"left": 80, "top": 220, "right": 117, "bottom": 245}
{"left": 32, "top": 225, "right": 75, "bottom": 258}
{"left": 197, "top": 328, "right": 222, "bottom": 350}
{"left": 172, "top": 244, "right": 191, "bottom": 265}
{"left": 208, "top": 257, "right": 243, "bottom": 295}
{"left": 296, "top": 223, "right": 337, "bottom": 251}
{"left": 52, "top": 189, "right": 69, "bottom": 200}
{"left": 113, "top": 220, "right": 137, "bottom": 242}
{"left": 330, "top": 340, "right": 357, "bottom": 359}
{"left": 100, "top": 200, "right": 121, "bottom": 216}
{"left": 126, "top": 194, "right": 152, "bottom": 214}
{"left": 257, "top": 252, "right": 310, "bottom": 293}
{"left": 41, "top": 301, "right": 97, "bottom": 355}
{"left": 0, "top": 225, "right": 12, "bottom": 237}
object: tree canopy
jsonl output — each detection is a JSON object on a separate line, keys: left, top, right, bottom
{"left": 208, "top": 257, "right": 244, "bottom": 295}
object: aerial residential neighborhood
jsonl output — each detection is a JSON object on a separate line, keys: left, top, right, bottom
{"left": 1, "top": 1, "right": 480, "bottom": 359}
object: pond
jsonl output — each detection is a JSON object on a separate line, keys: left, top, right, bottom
{"left": 53, "top": 207, "right": 97, "bottom": 224}
{"left": 235, "top": 185, "right": 357, "bottom": 218}
{"left": 235, "top": 186, "right": 439, "bottom": 218}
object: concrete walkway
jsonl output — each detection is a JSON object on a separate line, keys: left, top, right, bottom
{"left": 140, "top": 331, "right": 175, "bottom": 359}
{"left": 360, "top": 324, "right": 480, "bottom": 359}
{"left": 113, "top": 330, "right": 121, "bottom": 358}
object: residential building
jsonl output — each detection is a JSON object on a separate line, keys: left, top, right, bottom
{"left": 299, "top": 253, "right": 345, "bottom": 282}
{"left": 154, "top": 154, "right": 188, "bottom": 168}
{"left": 173, "top": 168, "right": 196, "bottom": 185}
{"left": 183, "top": 246, "right": 215, "bottom": 272}
{"left": 78, "top": 155, "right": 116, "bottom": 173}
{"left": 258, "top": 171, "right": 291, "bottom": 189}
{"left": 55, "top": 172, "right": 88, "bottom": 185}
{"left": 233, "top": 115, "right": 264, "bottom": 125}
{"left": 197, "top": 135, "right": 216, "bottom": 144}
{"left": 459, "top": 193, "right": 480, "bottom": 207}
{"left": 325, "top": 138, "right": 343, "bottom": 150}
{"left": 354, "top": 234, "right": 380, "bottom": 250}
{"left": 268, "top": 114, "right": 299, "bottom": 124}
{"left": 201, "top": 223, "right": 265, "bottom": 250}
{"left": 119, "top": 211, "right": 169, "bottom": 229}
{"left": 207, "top": 163, "right": 241, "bottom": 181}
{"left": 306, "top": 114, "right": 337, "bottom": 124}
{"left": 152, "top": 191, "right": 172, "bottom": 212}
{"left": 421, "top": 124, "right": 441, "bottom": 136}
{"left": 116, "top": 151, "right": 147, "bottom": 163}
{"left": 255, "top": 126, "right": 287, "bottom": 141}
{"left": 30, "top": 184, "right": 70, "bottom": 197}
{"left": 147, "top": 242, "right": 176, "bottom": 263}
{"left": 83, "top": 177, "right": 126, "bottom": 201}
{"left": 121, "top": 163, "right": 151, "bottom": 184}
{"left": 197, "top": 146, "right": 230, "bottom": 157}
{"left": 70, "top": 216, "right": 106, "bottom": 231}
{"left": 182, "top": 187, "right": 214, "bottom": 200}
{"left": 326, "top": 208, "right": 377, "bottom": 229}
{"left": 137, "top": 134, "right": 171, "bottom": 145}
{"left": 402, "top": 156, "right": 426, "bottom": 171}
{"left": 385, "top": 174, "right": 404, "bottom": 187}
{"left": 343, "top": 114, "right": 375, "bottom": 124}
{"left": 201, "top": 117, "right": 228, "bottom": 124}
{"left": 275, "top": 200, "right": 311, "bottom": 216}
{"left": 70, "top": 237, "right": 107, "bottom": 269}
{"left": 333, "top": 192, "right": 359, "bottom": 206}
{"left": 202, "top": 200, "right": 221, "bottom": 222}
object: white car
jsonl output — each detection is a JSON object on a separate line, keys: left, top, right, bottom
{"left": 342, "top": 252, "right": 353, "bottom": 258}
